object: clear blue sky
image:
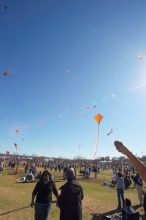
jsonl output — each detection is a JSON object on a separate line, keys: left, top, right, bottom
{"left": 0, "top": 0, "right": 146, "bottom": 159}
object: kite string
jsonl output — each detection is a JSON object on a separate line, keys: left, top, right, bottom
{"left": 83, "top": 202, "right": 99, "bottom": 214}
{"left": 93, "top": 123, "right": 99, "bottom": 158}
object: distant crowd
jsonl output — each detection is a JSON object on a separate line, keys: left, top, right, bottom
{"left": 0, "top": 141, "right": 146, "bottom": 220}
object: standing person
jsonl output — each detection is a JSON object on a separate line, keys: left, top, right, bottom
{"left": 114, "top": 141, "right": 146, "bottom": 183}
{"left": 132, "top": 173, "right": 143, "bottom": 205}
{"left": 93, "top": 165, "right": 98, "bottom": 179}
{"left": 31, "top": 170, "right": 58, "bottom": 220}
{"left": 115, "top": 172, "right": 125, "bottom": 210}
{"left": 0, "top": 161, "right": 4, "bottom": 175}
{"left": 57, "top": 169, "right": 84, "bottom": 220}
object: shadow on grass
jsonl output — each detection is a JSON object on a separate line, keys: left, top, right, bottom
{"left": 90, "top": 205, "right": 145, "bottom": 220}
{"left": 0, "top": 205, "right": 30, "bottom": 216}
{"left": 0, "top": 201, "right": 57, "bottom": 217}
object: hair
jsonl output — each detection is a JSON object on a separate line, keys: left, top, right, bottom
{"left": 41, "top": 170, "right": 52, "bottom": 181}
{"left": 125, "top": 198, "right": 132, "bottom": 207}
{"left": 118, "top": 172, "right": 123, "bottom": 177}
{"left": 66, "top": 169, "right": 75, "bottom": 181}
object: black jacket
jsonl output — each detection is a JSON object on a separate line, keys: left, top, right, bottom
{"left": 58, "top": 179, "right": 84, "bottom": 220}
{"left": 33, "top": 179, "right": 58, "bottom": 204}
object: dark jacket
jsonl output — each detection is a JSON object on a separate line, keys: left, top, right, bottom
{"left": 57, "top": 179, "right": 84, "bottom": 220}
{"left": 132, "top": 175, "right": 143, "bottom": 186}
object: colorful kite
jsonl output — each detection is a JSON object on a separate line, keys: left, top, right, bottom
{"left": 94, "top": 113, "right": 103, "bottom": 124}
{"left": 93, "top": 113, "right": 103, "bottom": 158}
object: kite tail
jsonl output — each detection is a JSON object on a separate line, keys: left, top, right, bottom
{"left": 93, "top": 124, "right": 99, "bottom": 158}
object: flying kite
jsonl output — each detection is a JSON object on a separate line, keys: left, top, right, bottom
{"left": 0, "top": 71, "right": 9, "bottom": 77}
{"left": 136, "top": 55, "right": 144, "bottom": 60}
{"left": 81, "top": 105, "right": 97, "bottom": 115}
{"left": 0, "top": 69, "right": 16, "bottom": 79}
{"left": 16, "top": 129, "right": 19, "bottom": 134}
{"left": 92, "top": 105, "right": 96, "bottom": 109}
{"left": 14, "top": 143, "right": 18, "bottom": 150}
{"left": 94, "top": 113, "right": 103, "bottom": 124}
{"left": 93, "top": 113, "right": 103, "bottom": 158}
{"left": 15, "top": 129, "right": 20, "bottom": 137}
{"left": 107, "top": 128, "right": 113, "bottom": 136}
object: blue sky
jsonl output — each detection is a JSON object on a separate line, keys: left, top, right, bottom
{"left": 0, "top": 0, "right": 146, "bottom": 159}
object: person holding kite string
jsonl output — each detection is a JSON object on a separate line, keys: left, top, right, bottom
{"left": 114, "top": 141, "right": 146, "bottom": 184}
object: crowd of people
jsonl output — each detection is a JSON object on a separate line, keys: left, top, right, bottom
{"left": 0, "top": 141, "right": 146, "bottom": 220}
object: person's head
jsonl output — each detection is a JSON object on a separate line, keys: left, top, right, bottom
{"left": 125, "top": 198, "right": 132, "bottom": 207}
{"left": 118, "top": 172, "right": 123, "bottom": 177}
{"left": 41, "top": 170, "right": 52, "bottom": 182}
{"left": 66, "top": 168, "right": 75, "bottom": 181}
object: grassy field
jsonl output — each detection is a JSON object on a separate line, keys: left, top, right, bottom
{"left": 0, "top": 167, "right": 145, "bottom": 220}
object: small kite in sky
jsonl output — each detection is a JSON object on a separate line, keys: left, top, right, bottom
{"left": 0, "top": 71, "right": 10, "bottom": 77}
{"left": 81, "top": 105, "right": 96, "bottom": 115}
{"left": 107, "top": 128, "right": 113, "bottom": 136}
{"left": 4, "top": 5, "right": 7, "bottom": 11}
{"left": 16, "top": 129, "right": 19, "bottom": 134}
{"left": 93, "top": 113, "right": 103, "bottom": 158}
{"left": 136, "top": 55, "right": 144, "bottom": 60}
{"left": 86, "top": 106, "right": 90, "bottom": 110}
{"left": 16, "top": 129, "right": 20, "bottom": 137}
{"left": 14, "top": 143, "right": 18, "bottom": 150}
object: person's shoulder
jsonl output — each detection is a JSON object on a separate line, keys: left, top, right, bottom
{"left": 49, "top": 179, "right": 56, "bottom": 186}
{"left": 36, "top": 179, "right": 42, "bottom": 185}
{"left": 71, "top": 179, "right": 82, "bottom": 187}
{"left": 59, "top": 182, "right": 68, "bottom": 190}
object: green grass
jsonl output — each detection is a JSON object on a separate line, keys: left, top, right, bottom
{"left": 0, "top": 167, "right": 145, "bottom": 220}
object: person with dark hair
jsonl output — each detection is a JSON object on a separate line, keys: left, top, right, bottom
{"left": 57, "top": 168, "right": 84, "bottom": 220}
{"left": 31, "top": 170, "right": 58, "bottom": 220}
{"left": 111, "top": 198, "right": 134, "bottom": 220}
{"left": 123, "top": 198, "right": 134, "bottom": 214}
{"left": 131, "top": 173, "right": 143, "bottom": 205}
{"left": 115, "top": 172, "right": 125, "bottom": 210}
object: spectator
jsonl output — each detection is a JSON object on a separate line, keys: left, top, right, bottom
{"left": 57, "top": 168, "right": 84, "bottom": 220}
{"left": 131, "top": 173, "right": 143, "bottom": 205}
{"left": 0, "top": 161, "right": 4, "bottom": 175}
{"left": 31, "top": 170, "right": 58, "bottom": 220}
{"left": 111, "top": 198, "right": 134, "bottom": 220}
{"left": 115, "top": 172, "right": 125, "bottom": 210}
{"left": 123, "top": 198, "right": 134, "bottom": 214}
